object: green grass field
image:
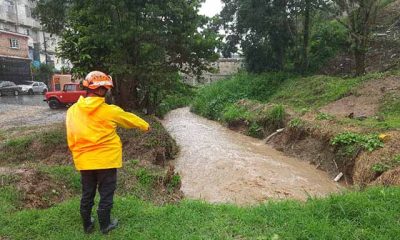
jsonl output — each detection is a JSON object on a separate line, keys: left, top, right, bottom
{"left": 1, "top": 187, "right": 400, "bottom": 239}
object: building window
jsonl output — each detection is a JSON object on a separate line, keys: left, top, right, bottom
{"left": 25, "top": 5, "right": 31, "bottom": 18}
{"left": 5, "top": 0, "right": 15, "bottom": 13}
{"left": 10, "top": 38, "right": 20, "bottom": 49}
{"left": 26, "top": 29, "right": 30, "bottom": 36}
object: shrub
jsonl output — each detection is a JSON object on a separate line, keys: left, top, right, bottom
{"left": 247, "top": 122, "right": 264, "bottom": 138}
{"left": 135, "top": 168, "right": 156, "bottom": 186}
{"left": 308, "top": 20, "right": 349, "bottom": 71}
{"left": 191, "top": 72, "right": 292, "bottom": 120}
{"left": 372, "top": 163, "right": 391, "bottom": 174}
{"left": 266, "top": 104, "right": 285, "bottom": 128}
{"left": 288, "top": 118, "right": 304, "bottom": 128}
{"left": 221, "top": 104, "right": 251, "bottom": 123}
{"left": 331, "top": 132, "right": 384, "bottom": 152}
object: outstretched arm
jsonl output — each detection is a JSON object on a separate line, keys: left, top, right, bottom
{"left": 109, "top": 105, "right": 150, "bottom": 131}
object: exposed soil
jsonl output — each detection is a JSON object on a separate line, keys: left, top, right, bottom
{"left": 320, "top": 76, "right": 400, "bottom": 118}
{"left": 0, "top": 167, "right": 74, "bottom": 209}
{"left": 219, "top": 75, "right": 400, "bottom": 187}
{"left": 354, "top": 131, "right": 400, "bottom": 185}
{"left": 0, "top": 111, "right": 182, "bottom": 209}
{"left": 374, "top": 167, "right": 400, "bottom": 185}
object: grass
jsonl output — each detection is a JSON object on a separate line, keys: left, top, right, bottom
{"left": 270, "top": 73, "right": 385, "bottom": 110}
{"left": 191, "top": 72, "right": 291, "bottom": 120}
{"left": 0, "top": 125, "right": 67, "bottom": 164}
{"left": 337, "top": 91, "right": 400, "bottom": 130}
{"left": 192, "top": 72, "right": 384, "bottom": 122}
{"left": 0, "top": 175, "right": 21, "bottom": 213}
{"left": 1, "top": 187, "right": 400, "bottom": 239}
{"left": 39, "top": 165, "right": 81, "bottom": 192}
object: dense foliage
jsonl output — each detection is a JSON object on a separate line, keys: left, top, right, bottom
{"left": 218, "top": 0, "right": 386, "bottom": 75}
{"left": 34, "top": 0, "right": 219, "bottom": 111}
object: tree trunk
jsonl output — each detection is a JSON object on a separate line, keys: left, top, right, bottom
{"left": 114, "top": 76, "right": 139, "bottom": 110}
{"left": 354, "top": 47, "right": 366, "bottom": 76}
{"left": 301, "top": 0, "right": 311, "bottom": 73}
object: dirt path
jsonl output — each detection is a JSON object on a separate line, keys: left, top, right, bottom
{"left": 162, "top": 108, "right": 341, "bottom": 205}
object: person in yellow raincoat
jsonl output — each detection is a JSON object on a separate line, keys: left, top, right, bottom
{"left": 66, "top": 71, "right": 150, "bottom": 234}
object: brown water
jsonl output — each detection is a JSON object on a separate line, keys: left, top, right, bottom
{"left": 162, "top": 108, "right": 341, "bottom": 205}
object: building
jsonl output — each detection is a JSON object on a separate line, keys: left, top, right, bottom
{"left": 0, "top": 29, "right": 31, "bottom": 83}
{"left": 0, "top": 0, "right": 70, "bottom": 71}
{"left": 183, "top": 58, "right": 243, "bottom": 86}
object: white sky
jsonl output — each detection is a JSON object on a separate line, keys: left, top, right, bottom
{"left": 199, "top": 0, "right": 223, "bottom": 17}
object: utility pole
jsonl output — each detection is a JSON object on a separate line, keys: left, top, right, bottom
{"left": 42, "top": 31, "right": 48, "bottom": 64}
{"left": 14, "top": 0, "right": 19, "bottom": 32}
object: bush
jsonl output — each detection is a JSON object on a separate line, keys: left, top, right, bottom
{"left": 191, "top": 72, "right": 292, "bottom": 120}
{"left": 266, "top": 104, "right": 285, "bottom": 128}
{"left": 331, "top": 132, "right": 384, "bottom": 152}
{"left": 221, "top": 104, "right": 251, "bottom": 123}
{"left": 247, "top": 122, "right": 263, "bottom": 138}
{"left": 288, "top": 118, "right": 304, "bottom": 128}
{"left": 308, "top": 20, "right": 349, "bottom": 71}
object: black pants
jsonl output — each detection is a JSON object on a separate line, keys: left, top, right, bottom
{"left": 80, "top": 168, "right": 117, "bottom": 212}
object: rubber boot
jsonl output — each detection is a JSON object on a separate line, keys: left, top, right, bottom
{"left": 80, "top": 210, "right": 95, "bottom": 234}
{"left": 97, "top": 208, "right": 118, "bottom": 234}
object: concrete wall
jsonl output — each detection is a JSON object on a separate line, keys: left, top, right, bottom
{"left": 183, "top": 58, "right": 243, "bottom": 86}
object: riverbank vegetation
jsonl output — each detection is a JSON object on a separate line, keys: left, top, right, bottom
{"left": 1, "top": 187, "right": 400, "bottom": 239}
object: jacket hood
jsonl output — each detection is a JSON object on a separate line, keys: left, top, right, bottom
{"left": 76, "top": 96, "right": 105, "bottom": 113}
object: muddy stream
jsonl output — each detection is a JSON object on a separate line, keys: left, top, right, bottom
{"left": 162, "top": 108, "right": 341, "bottom": 205}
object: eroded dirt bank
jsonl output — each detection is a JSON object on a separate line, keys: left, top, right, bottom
{"left": 163, "top": 108, "right": 341, "bottom": 205}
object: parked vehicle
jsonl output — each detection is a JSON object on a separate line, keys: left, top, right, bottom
{"left": 0, "top": 81, "right": 22, "bottom": 97}
{"left": 44, "top": 83, "right": 86, "bottom": 109}
{"left": 18, "top": 81, "right": 48, "bottom": 95}
{"left": 50, "top": 74, "right": 73, "bottom": 91}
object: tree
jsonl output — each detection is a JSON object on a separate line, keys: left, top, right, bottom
{"left": 31, "top": 63, "right": 54, "bottom": 85}
{"left": 33, "top": 0, "right": 219, "bottom": 111}
{"left": 334, "top": 0, "right": 381, "bottom": 75}
{"left": 219, "top": 0, "right": 330, "bottom": 73}
{"left": 220, "top": 0, "right": 294, "bottom": 73}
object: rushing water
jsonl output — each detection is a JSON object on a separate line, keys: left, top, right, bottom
{"left": 162, "top": 108, "right": 341, "bottom": 205}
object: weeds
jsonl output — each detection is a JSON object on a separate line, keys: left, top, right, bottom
{"left": 331, "top": 132, "right": 384, "bottom": 152}
{"left": 288, "top": 118, "right": 305, "bottom": 128}
{"left": 247, "top": 122, "right": 263, "bottom": 138}
{"left": 316, "top": 112, "right": 335, "bottom": 121}
{"left": 166, "top": 175, "right": 181, "bottom": 191}
{"left": 372, "top": 154, "right": 400, "bottom": 174}
{"left": 372, "top": 163, "right": 391, "bottom": 174}
{"left": 135, "top": 168, "right": 156, "bottom": 186}
{"left": 222, "top": 104, "right": 250, "bottom": 122}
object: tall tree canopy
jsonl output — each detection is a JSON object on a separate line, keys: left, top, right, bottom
{"left": 219, "top": 0, "right": 330, "bottom": 73}
{"left": 34, "top": 0, "right": 219, "bottom": 111}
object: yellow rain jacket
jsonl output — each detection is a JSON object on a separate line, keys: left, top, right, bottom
{"left": 66, "top": 96, "right": 149, "bottom": 170}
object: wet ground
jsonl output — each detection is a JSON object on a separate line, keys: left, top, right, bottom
{"left": 0, "top": 95, "right": 66, "bottom": 130}
{"left": 0, "top": 94, "right": 48, "bottom": 106}
{"left": 163, "top": 108, "right": 342, "bottom": 205}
